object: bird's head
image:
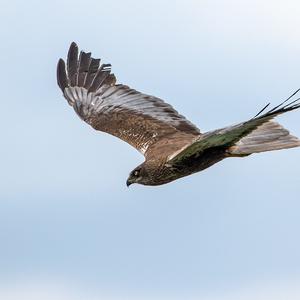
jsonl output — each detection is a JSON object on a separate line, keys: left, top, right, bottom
{"left": 126, "top": 163, "right": 152, "bottom": 187}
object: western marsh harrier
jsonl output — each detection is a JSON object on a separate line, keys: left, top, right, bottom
{"left": 57, "top": 43, "right": 300, "bottom": 186}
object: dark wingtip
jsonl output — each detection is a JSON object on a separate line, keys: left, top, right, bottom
{"left": 68, "top": 42, "right": 79, "bottom": 59}
{"left": 70, "top": 41, "right": 78, "bottom": 50}
{"left": 67, "top": 42, "right": 79, "bottom": 86}
{"left": 57, "top": 58, "right": 68, "bottom": 91}
{"left": 59, "top": 42, "right": 116, "bottom": 93}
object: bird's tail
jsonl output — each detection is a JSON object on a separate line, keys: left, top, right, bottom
{"left": 227, "top": 89, "right": 300, "bottom": 156}
{"left": 227, "top": 120, "right": 300, "bottom": 156}
{"left": 168, "top": 89, "right": 300, "bottom": 164}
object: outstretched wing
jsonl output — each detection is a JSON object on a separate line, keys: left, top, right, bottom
{"left": 57, "top": 42, "right": 200, "bottom": 156}
{"left": 169, "top": 91, "right": 300, "bottom": 163}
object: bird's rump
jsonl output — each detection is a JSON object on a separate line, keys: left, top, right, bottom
{"left": 57, "top": 42, "right": 200, "bottom": 157}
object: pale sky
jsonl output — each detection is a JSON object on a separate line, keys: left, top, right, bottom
{"left": 1, "top": 0, "right": 300, "bottom": 299}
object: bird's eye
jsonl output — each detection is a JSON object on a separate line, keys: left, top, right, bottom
{"left": 133, "top": 170, "right": 139, "bottom": 177}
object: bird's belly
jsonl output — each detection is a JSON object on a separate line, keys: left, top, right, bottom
{"left": 159, "top": 147, "right": 228, "bottom": 185}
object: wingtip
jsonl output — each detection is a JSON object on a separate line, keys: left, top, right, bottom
{"left": 57, "top": 58, "right": 64, "bottom": 65}
{"left": 57, "top": 58, "right": 65, "bottom": 75}
{"left": 68, "top": 42, "right": 79, "bottom": 59}
{"left": 57, "top": 58, "right": 68, "bottom": 91}
{"left": 70, "top": 41, "right": 78, "bottom": 50}
{"left": 67, "top": 42, "right": 79, "bottom": 86}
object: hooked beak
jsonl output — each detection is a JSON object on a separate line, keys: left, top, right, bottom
{"left": 126, "top": 178, "right": 133, "bottom": 187}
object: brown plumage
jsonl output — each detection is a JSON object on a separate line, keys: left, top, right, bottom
{"left": 57, "top": 42, "right": 300, "bottom": 186}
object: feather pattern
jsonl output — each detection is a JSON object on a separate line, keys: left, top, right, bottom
{"left": 57, "top": 42, "right": 200, "bottom": 156}
{"left": 228, "top": 121, "right": 300, "bottom": 154}
{"left": 169, "top": 91, "right": 300, "bottom": 163}
{"left": 57, "top": 43, "right": 300, "bottom": 186}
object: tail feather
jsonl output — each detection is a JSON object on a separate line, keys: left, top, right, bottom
{"left": 228, "top": 89, "right": 300, "bottom": 155}
{"left": 228, "top": 121, "right": 300, "bottom": 155}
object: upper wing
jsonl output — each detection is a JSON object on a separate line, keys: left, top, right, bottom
{"left": 57, "top": 42, "right": 200, "bottom": 156}
{"left": 169, "top": 91, "right": 300, "bottom": 163}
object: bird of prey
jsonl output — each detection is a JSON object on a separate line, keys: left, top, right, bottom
{"left": 57, "top": 42, "right": 300, "bottom": 186}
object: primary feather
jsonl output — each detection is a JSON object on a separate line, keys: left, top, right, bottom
{"left": 57, "top": 42, "right": 200, "bottom": 157}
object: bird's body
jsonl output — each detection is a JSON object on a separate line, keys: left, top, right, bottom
{"left": 143, "top": 146, "right": 228, "bottom": 186}
{"left": 57, "top": 43, "right": 300, "bottom": 186}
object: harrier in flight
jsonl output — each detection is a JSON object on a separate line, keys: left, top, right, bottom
{"left": 57, "top": 43, "right": 300, "bottom": 186}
